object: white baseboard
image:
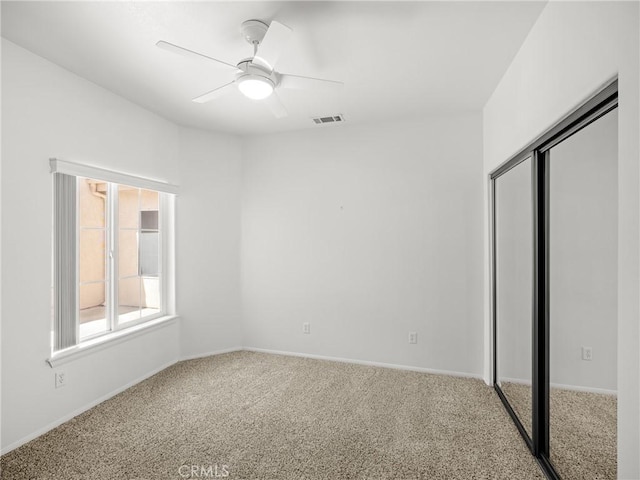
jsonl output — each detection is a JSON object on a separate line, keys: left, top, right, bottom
{"left": 499, "top": 376, "right": 532, "bottom": 386}
{"left": 550, "top": 382, "right": 617, "bottom": 396}
{"left": 500, "top": 376, "right": 617, "bottom": 396}
{"left": 243, "top": 346, "right": 484, "bottom": 380}
{"left": 1, "top": 357, "right": 179, "bottom": 456}
{"left": 180, "top": 346, "right": 243, "bottom": 361}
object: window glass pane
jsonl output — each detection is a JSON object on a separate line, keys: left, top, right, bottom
{"left": 79, "top": 178, "right": 107, "bottom": 228}
{"left": 119, "top": 230, "right": 139, "bottom": 277}
{"left": 79, "top": 229, "right": 106, "bottom": 284}
{"left": 119, "top": 277, "right": 141, "bottom": 324}
{"left": 117, "top": 185, "right": 162, "bottom": 327}
{"left": 118, "top": 184, "right": 141, "bottom": 325}
{"left": 78, "top": 177, "right": 109, "bottom": 339}
{"left": 79, "top": 284, "right": 108, "bottom": 340}
{"left": 141, "top": 189, "right": 159, "bottom": 211}
{"left": 79, "top": 282, "right": 107, "bottom": 319}
{"left": 139, "top": 232, "right": 159, "bottom": 277}
{"left": 141, "top": 277, "right": 161, "bottom": 318}
{"left": 118, "top": 185, "right": 139, "bottom": 229}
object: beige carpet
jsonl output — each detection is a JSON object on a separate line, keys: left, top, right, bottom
{"left": 500, "top": 381, "right": 616, "bottom": 480}
{"left": 1, "top": 352, "right": 544, "bottom": 480}
{"left": 500, "top": 382, "right": 534, "bottom": 436}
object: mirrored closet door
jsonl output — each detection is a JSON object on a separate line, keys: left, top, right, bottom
{"left": 491, "top": 80, "right": 618, "bottom": 480}
{"left": 494, "top": 157, "right": 533, "bottom": 444}
{"left": 547, "top": 108, "right": 618, "bottom": 480}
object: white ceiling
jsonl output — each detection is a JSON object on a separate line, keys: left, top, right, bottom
{"left": 1, "top": 1, "right": 546, "bottom": 136}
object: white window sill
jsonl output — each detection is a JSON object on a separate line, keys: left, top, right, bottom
{"left": 47, "top": 315, "right": 180, "bottom": 368}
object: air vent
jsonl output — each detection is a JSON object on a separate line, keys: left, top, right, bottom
{"left": 312, "top": 114, "right": 345, "bottom": 125}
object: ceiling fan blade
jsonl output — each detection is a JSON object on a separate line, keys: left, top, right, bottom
{"left": 264, "top": 92, "right": 288, "bottom": 118}
{"left": 253, "top": 21, "right": 292, "bottom": 71}
{"left": 156, "top": 40, "right": 240, "bottom": 71}
{"left": 279, "top": 74, "right": 344, "bottom": 92}
{"left": 192, "top": 82, "right": 235, "bottom": 103}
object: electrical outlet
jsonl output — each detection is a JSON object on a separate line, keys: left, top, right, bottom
{"left": 55, "top": 372, "right": 66, "bottom": 388}
{"left": 582, "top": 346, "right": 593, "bottom": 361}
{"left": 409, "top": 332, "right": 418, "bottom": 344}
{"left": 303, "top": 322, "right": 311, "bottom": 334}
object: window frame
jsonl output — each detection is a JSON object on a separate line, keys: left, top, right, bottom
{"left": 50, "top": 159, "right": 178, "bottom": 355}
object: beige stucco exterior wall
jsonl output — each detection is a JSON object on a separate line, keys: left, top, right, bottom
{"left": 78, "top": 178, "right": 106, "bottom": 309}
{"left": 79, "top": 180, "right": 159, "bottom": 314}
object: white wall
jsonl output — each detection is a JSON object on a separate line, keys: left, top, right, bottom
{"left": 177, "top": 127, "right": 243, "bottom": 357}
{"left": 0, "top": 39, "right": 243, "bottom": 452}
{"left": 482, "top": 1, "right": 639, "bottom": 476}
{"left": 242, "top": 114, "right": 484, "bottom": 376}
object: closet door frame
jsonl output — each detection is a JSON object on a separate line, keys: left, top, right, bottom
{"left": 490, "top": 78, "right": 618, "bottom": 480}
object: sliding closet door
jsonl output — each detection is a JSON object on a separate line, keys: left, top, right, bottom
{"left": 547, "top": 108, "right": 618, "bottom": 479}
{"left": 494, "top": 158, "right": 533, "bottom": 442}
{"left": 491, "top": 81, "right": 618, "bottom": 480}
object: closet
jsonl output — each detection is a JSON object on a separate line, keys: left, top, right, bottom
{"left": 491, "top": 81, "right": 618, "bottom": 480}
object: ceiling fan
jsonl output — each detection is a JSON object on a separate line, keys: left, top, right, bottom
{"left": 156, "top": 19, "right": 344, "bottom": 118}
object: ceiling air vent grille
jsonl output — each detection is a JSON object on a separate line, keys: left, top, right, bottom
{"left": 312, "top": 114, "right": 345, "bottom": 125}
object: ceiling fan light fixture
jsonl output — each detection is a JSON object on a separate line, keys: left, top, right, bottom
{"left": 237, "top": 75, "right": 274, "bottom": 100}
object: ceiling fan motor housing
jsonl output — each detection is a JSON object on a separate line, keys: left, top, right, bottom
{"left": 235, "top": 59, "right": 279, "bottom": 88}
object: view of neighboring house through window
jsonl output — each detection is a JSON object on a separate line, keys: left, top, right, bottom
{"left": 76, "top": 178, "right": 163, "bottom": 341}
{"left": 78, "top": 178, "right": 109, "bottom": 337}
{"left": 117, "top": 184, "right": 160, "bottom": 328}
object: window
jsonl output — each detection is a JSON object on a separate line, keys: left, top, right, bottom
{"left": 51, "top": 160, "right": 177, "bottom": 351}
